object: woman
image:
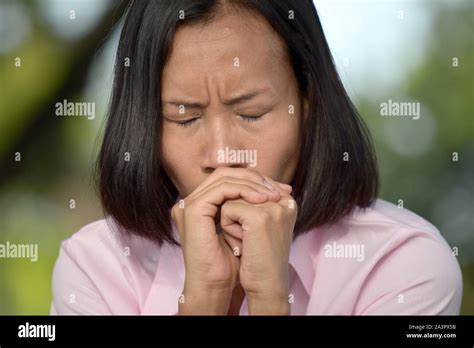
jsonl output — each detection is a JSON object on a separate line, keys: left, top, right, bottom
{"left": 51, "top": 0, "right": 462, "bottom": 315}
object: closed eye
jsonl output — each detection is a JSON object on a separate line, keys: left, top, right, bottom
{"left": 176, "top": 117, "right": 199, "bottom": 128}
{"left": 174, "top": 113, "right": 266, "bottom": 128}
{"left": 236, "top": 113, "right": 266, "bottom": 122}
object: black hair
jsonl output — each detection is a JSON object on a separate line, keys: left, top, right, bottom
{"left": 96, "top": 0, "right": 379, "bottom": 246}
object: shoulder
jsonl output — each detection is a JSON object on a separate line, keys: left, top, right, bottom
{"left": 58, "top": 218, "right": 158, "bottom": 264}
{"left": 51, "top": 218, "right": 160, "bottom": 314}
{"left": 343, "top": 198, "right": 441, "bottom": 234}
{"left": 314, "top": 199, "right": 463, "bottom": 314}
{"left": 333, "top": 198, "right": 455, "bottom": 253}
{"left": 60, "top": 218, "right": 117, "bottom": 255}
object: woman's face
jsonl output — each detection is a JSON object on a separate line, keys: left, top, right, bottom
{"left": 160, "top": 10, "right": 307, "bottom": 197}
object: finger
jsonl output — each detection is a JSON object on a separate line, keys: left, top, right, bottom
{"left": 224, "top": 195, "right": 294, "bottom": 209}
{"left": 220, "top": 200, "right": 254, "bottom": 233}
{"left": 200, "top": 177, "right": 282, "bottom": 202}
{"left": 275, "top": 194, "right": 298, "bottom": 212}
{"left": 189, "top": 167, "right": 291, "bottom": 199}
{"left": 220, "top": 221, "right": 244, "bottom": 240}
{"left": 222, "top": 232, "right": 243, "bottom": 257}
{"left": 188, "top": 182, "right": 271, "bottom": 217}
{"left": 261, "top": 174, "right": 292, "bottom": 194}
{"left": 221, "top": 197, "right": 297, "bottom": 230}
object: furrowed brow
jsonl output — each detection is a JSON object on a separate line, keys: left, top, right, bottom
{"left": 163, "top": 87, "right": 271, "bottom": 109}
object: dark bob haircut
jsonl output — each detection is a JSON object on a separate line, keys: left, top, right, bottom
{"left": 96, "top": 0, "right": 379, "bottom": 246}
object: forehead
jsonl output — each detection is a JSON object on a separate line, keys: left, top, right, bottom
{"left": 161, "top": 9, "right": 289, "bottom": 97}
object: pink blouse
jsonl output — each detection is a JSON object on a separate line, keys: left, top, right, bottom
{"left": 50, "top": 199, "right": 463, "bottom": 315}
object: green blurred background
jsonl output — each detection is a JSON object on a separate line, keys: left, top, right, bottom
{"left": 0, "top": 0, "right": 473, "bottom": 314}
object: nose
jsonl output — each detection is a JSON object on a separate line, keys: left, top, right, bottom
{"left": 200, "top": 113, "right": 248, "bottom": 173}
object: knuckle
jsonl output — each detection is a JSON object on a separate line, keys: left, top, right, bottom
{"left": 287, "top": 198, "right": 298, "bottom": 212}
{"left": 171, "top": 204, "right": 180, "bottom": 220}
{"left": 221, "top": 199, "right": 231, "bottom": 209}
{"left": 275, "top": 205, "right": 286, "bottom": 219}
{"left": 254, "top": 209, "right": 271, "bottom": 224}
{"left": 217, "top": 181, "right": 229, "bottom": 190}
{"left": 219, "top": 176, "right": 232, "bottom": 183}
{"left": 184, "top": 200, "right": 197, "bottom": 213}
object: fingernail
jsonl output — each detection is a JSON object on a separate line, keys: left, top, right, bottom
{"left": 280, "top": 183, "right": 292, "bottom": 193}
{"left": 263, "top": 180, "right": 275, "bottom": 191}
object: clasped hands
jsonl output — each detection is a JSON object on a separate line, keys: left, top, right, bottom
{"left": 171, "top": 167, "right": 297, "bottom": 315}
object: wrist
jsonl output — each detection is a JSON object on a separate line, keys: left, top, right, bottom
{"left": 178, "top": 283, "right": 233, "bottom": 315}
{"left": 247, "top": 290, "right": 290, "bottom": 315}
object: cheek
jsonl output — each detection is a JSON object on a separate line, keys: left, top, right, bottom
{"left": 254, "top": 114, "right": 301, "bottom": 181}
{"left": 160, "top": 127, "right": 200, "bottom": 195}
{"left": 160, "top": 128, "right": 179, "bottom": 172}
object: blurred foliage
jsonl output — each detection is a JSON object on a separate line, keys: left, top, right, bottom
{"left": 357, "top": 1, "right": 474, "bottom": 313}
{"left": 0, "top": 0, "right": 472, "bottom": 314}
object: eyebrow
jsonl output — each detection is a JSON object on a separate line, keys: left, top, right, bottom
{"left": 162, "top": 88, "right": 270, "bottom": 109}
